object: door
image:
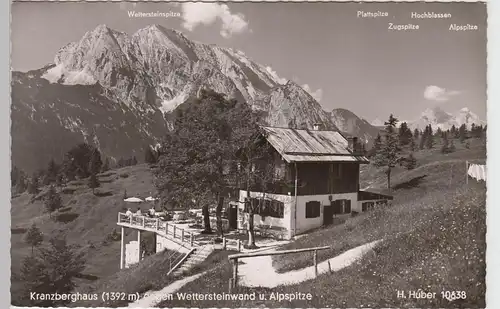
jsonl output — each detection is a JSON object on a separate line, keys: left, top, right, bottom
{"left": 228, "top": 203, "right": 238, "bottom": 230}
{"left": 323, "top": 205, "right": 334, "bottom": 225}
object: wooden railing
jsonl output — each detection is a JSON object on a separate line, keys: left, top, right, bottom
{"left": 117, "top": 212, "right": 196, "bottom": 247}
{"left": 227, "top": 245, "right": 330, "bottom": 291}
{"left": 166, "top": 247, "right": 195, "bottom": 276}
{"left": 222, "top": 237, "right": 242, "bottom": 252}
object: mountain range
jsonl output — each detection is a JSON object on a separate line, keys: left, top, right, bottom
{"left": 376, "top": 107, "right": 486, "bottom": 131}
{"left": 11, "top": 24, "right": 485, "bottom": 174}
{"left": 11, "top": 24, "right": 349, "bottom": 173}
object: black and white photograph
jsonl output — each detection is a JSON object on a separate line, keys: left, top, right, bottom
{"left": 10, "top": 1, "right": 487, "bottom": 307}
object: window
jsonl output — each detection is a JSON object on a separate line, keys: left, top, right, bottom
{"left": 332, "top": 199, "right": 351, "bottom": 214}
{"left": 362, "top": 202, "right": 374, "bottom": 212}
{"left": 305, "top": 201, "right": 321, "bottom": 218}
{"left": 243, "top": 198, "right": 284, "bottom": 218}
{"left": 274, "top": 163, "right": 286, "bottom": 180}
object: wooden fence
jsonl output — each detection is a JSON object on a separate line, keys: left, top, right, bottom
{"left": 227, "top": 245, "right": 330, "bottom": 292}
{"left": 222, "top": 237, "right": 242, "bottom": 252}
{"left": 117, "top": 212, "right": 196, "bottom": 247}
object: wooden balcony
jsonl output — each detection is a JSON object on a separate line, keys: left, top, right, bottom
{"left": 117, "top": 213, "right": 198, "bottom": 249}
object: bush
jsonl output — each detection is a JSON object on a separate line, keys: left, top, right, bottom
{"left": 105, "top": 229, "right": 121, "bottom": 242}
{"left": 98, "top": 171, "right": 115, "bottom": 177}
{"left": 11, "top": 227, "right": 28, "bottom": 234}
{"left": 94, "top": 190, "right": 113, "bottom": 197}
{"left": 54, "top": 213, "right": 79, "bottom": 223}
{"left": 62, "top": 187, "right": 78, "bottom": 194}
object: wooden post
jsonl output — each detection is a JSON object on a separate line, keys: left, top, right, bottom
{"left": 223, "top": 237, "right": 227, "bottom": 250}
{"left": 228, "top": 278, "right": 233, "bottom": 293}
{"left": 165, "top": 222, "right": 168, "bottom": 234}
{"left": 173, "top": 225, "right": 177, "bottom": 238}
{"left": 450, "top": 164, "right": 453, "bottom": 187}
{"left": 120, "top": 227, "right": 125, "bottom": 269}
{"left": 181, "top": 229, "right": 185, "bottom": 242}
{"left": 190, "top": 233, "right": 194, "bottom": 247}
{"left": 466, "top": 160, "right": 469, "bottom": 185}
{"left": 232, "top": 258, "right": 238, "bottom": 289}
{"left": 137, "top": 230, "right": 142, "bottom": 261}
{"left": 313, "top": 250, "right": 318, "bottom": 277}
{"left": 328, "top": 260, "right": 332, "bottom": 273}
{"left": 130, "top": 214, "right": 133, "bottom": 225}
{"left": 237, "top": 239, "right": 241, "bottom": 252}
{"left": 156, "top": 218, "right": 159, "bottom": 230}
{"left": 118, "top": 212, "right": 121, "bottom": 224}
{"left": 142, "top": 216, "right": 145, "bottom": 228}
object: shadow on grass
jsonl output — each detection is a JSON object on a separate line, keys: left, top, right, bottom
{"left": 393, "top": 175, "right": 427, "bottom": 190}
{"left": 75, "top": 273, "right": 100, "bottom": 281}
{"left": 55, "top": 212, "right": 79, "bottom": 223}
{"left": 11, "top": 227, "right": 27, "bottom": 234}
{"left": 94, "top": 191, "right": 113, "bottom": 197}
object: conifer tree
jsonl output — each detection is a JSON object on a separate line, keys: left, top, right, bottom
{"left": 410, "top": 137, "right": 416, "bottom": 152}
{"left": 44, "top": 185, "right": 62, "bottom": 217}
{"left": 459, "top": 124, "right": 468, "bottom": 143}
{"left": 426, "top": 125, "right": 435, "bottom": 149}
{"left": 368, "top": 133, "right": 383, "bottom": 157}
{"left": 373, "top": 114, "right": 403, "bottom": 189}
{"left": 419, "top": 134, "right": 425, "bottom": 150}
{"left": 413, "top": 128, "right": 420, "bottom": 140}
{"left": 88, "top": 171, "right": 100, "bottom": 194}
{"left": 145, "top": 147, "right": 157, "bottom": 164}
{"left": 27, "top": 176, "right": 40, "bottom": 195}
{"left": 450, "top": 125, "right": 457, "bottom": 138}
{"left": 15, "top": 172, "right": 27, "bottom": 194}
{"left": 20, "top": 236, "right": 86, "bottom": 306}
{"left": 405, "top": 153, "right": 417, "bottom": 170}
{"left": 101, "top": 158, "right": 110, "bottom": 172}
{"left": 441, "top": 133, "right": 450, "bottom": 154}
{"left": 89, "top": 148, "right": 103, "bottom": 175}
{"left": 24, "top": 223, "right": 43, "bottom": 254}
{"left": 449, "top": 139, "right": 456, "bottom": 152}
{"left": 46, "top": 158, "right": 58, "bottom": 184}
{"left": 398, "top": 122, "right": 413, "bottom": 146}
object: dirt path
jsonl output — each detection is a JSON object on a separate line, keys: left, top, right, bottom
{"left": 128, "top": 239, "right": 380, "bottom": 306}
{"left": 128, "top": 239, "right": 290, "bottom": 307}
{"left": 128, "top": 271, "right": 207, "bottom": 308}
{"left": 238, "top": 240, "right": 382, "bottom": 288}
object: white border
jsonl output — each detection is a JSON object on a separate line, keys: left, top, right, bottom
{"left": 6, "top": 0, "right": 496, "bottom": 308}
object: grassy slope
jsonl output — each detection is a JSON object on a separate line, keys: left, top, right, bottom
{"left": 271, "top": 138, "right": 486, "bottom": 273}
{"left": 360, "top": 137, "right": 486, "bottom": 189}
{"left": 161, "top": 185, "right": 485, "bottom": 308}
{"left": 10, "top": 164, "right": 156, "bottom": 303}
{"left": 71, "top": 249, "right": 238, "bottom": 308}
{"left": 157, "top": 137, "right": 486, "bottom": 307}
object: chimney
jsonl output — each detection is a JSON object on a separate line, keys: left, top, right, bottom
{"left": 347, "top": 137, "right": 359, "bottom": 153}
{"left": 313, "top": 123, "right": 321, "bottom": 131}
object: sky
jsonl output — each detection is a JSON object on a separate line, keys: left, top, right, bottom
{"left": 11, "top": 2, "right": 487, "bottom": 122}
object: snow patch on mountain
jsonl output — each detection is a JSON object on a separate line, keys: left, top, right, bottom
{"left": 405, "top": 107, "right": 485, "bottom": 130}
{"left": 371, "top": 118, "right": 384, "bottom": 127}
{"left": 161, "top": 92, "right": 189, "bottom": 113}
{"left": 265, "top": 66, "right": 287, "bottom": 85}
{"left": 42, "top": 64, "right": 97, "bottom": 85}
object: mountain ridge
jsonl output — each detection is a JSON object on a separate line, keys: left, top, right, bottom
{"left": 400, "top": 106, "right": 486, "bottom": 131}
{"left": 12, "top": 24, "right": 349, "bottom": 173}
